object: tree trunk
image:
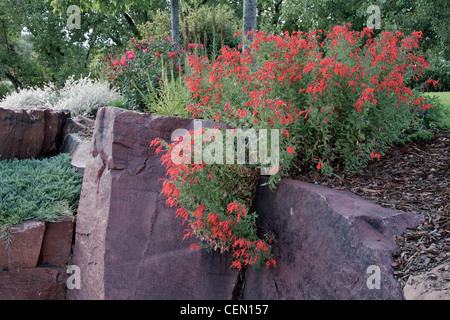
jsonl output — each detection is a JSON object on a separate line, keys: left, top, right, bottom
{"left": 5, "top": 70, "right": 21, "bottom": 93}
{"left": 123, "top": 13, "right": 141, "bottom": 38}
{"left": 242, "top": 0, "right": 257, "bottom": 52}
{"left": 273, "top": 0, "right": 282, "bottom": 28}
{"left": 171, "top": 0, "right": 180, "bottom": 45}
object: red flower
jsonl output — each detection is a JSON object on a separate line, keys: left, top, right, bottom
{"left": 314, "top": 159, "right": 323, "bottom": 171}
{"left": 227, "top": 201, "right": 240, "bottom": 214}
{"left": 168, "top": 52, "right": 177, "bottom": 58}
{"left": 126, "top": 51, "right": 136, "bottom": 59}
{"left": 287, "top": 146, "right": 295, "bottom": 155}
{"left": 370, "top": 151, "right": 380, "bottom": 160}
{"left": 190, "top": 243, "right": 200, "bottom": 251}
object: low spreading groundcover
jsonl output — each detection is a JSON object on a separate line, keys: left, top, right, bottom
{"left": 0, "top": 153, "right": 82, "bottom": 245}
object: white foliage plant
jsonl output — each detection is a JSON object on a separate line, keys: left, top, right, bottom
{"left": 0, "top": 75, "right": 122, "bottom": 117}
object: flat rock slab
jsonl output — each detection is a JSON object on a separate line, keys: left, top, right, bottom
{"left": 0, "top": 220, "right": 45, "bottom": 268}
{"left": 0, "top": 266, "right": 67, "bottom": 300}
{"left": 403, "top": 263, "right": 450, "bottom": 300}
{"left": 243, "top": 178, "right": 423, "bottom": 300}
{"left": 68, "top": 107, "right": 237, "bottom": 300}
{"left": 38, "top": 215, "right": 74, "bottom": 267}
{"left": 0, "top": 107, "right": 70, "bottom": 160}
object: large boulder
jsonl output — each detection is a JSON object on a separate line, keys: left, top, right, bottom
{"left": 0, "top": 107, "right": 70, "bottom": 160}
{"left": 67, "top": 107, "right": 238, "bottom": 300}
{"left": 243, "top": 178, "right": 423, "bottom": 300}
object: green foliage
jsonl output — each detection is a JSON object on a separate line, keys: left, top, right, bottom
{"left": 153, "top": 136, "right": 277, "bottom": 270}
{"left": 413, "top": 53, "right": 450, "bottom": 92}
{"left": 0, "top": 82, "right": 12, "bottom": 100}
{"left": 0, "top": 154, "right": 83, "bottom": 245}
{"left": 138, "top": 3, "right": 242, "bottom": 60}
{"left": 139, "top": 66, "right": 191, "bottom": 117}
{"left": 421, "top": 92, "right": 450, "bottom": 130}
{"left": 277, "top": 0, "right": 449, "bottom": 91}
{"left": 102, "top": 38, "right": 184, "bottom": 110}
{"left": 185, "top": 26, "right": 434, "bottom": 183}
{"left": 110, "top": 98, "right": 129, "bottom": 110}
{"left": 1, "top": 0, "right": 153, "bottom": 90}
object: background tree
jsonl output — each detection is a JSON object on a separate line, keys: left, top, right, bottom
{"left": 242, "top": 0, "right": 257, "bottom": 51}
{"left": 171, "top": 0, "right": 180, "bottom": 44}
{"left": 1, "top": 0, "right": 446, "bottom": 92}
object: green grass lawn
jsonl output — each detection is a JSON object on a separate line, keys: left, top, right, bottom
{"left": 423, "top": 92, "right": 450, "bottom": 129}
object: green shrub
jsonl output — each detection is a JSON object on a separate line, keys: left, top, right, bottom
{"left": 137, "top": 3, "right": 242, "bottom": 61}
{"left": 422, "top": 92, "right": 450, "bottom": 130}
{"left": 0, "top": 153, "right": 83, "bottom": 245}
{"left": 185, "top": 26, "right": 435, "bottom": 181}
{"left": 407, "top": 52, "right": 449, "bottom": 92}
{"left": 0, "top": 82, "right": 13, "bottom": 101}
{"left": 102, "top": 38, "right": 184, "bottom": 110}
{"left": 137, "top": 64, "right": 191, "bottom": 117}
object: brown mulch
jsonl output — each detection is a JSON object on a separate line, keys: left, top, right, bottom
{"left": 292, "top": 130, "right": 450, "bottom": 287}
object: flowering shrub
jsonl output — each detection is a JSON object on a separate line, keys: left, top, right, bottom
{"left": 153, "top": 24, "right": 436, "bottom": 271}
{"left": 184, "top": 24, "right": 435, "bottom": 181}
{"left": 151, "top": 130, "right": 276, "bottom": 271}
{"left": 103, "top": 37, "right": 185, "bottom": 110}
{"left": 0, "top": 75, "right": 121, "bottom": 117}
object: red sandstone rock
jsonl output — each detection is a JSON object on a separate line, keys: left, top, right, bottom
{"left": 0, "top": 266, "right": 67, "bottom": 300}
{"left": 0, "top": 107, "right": 70, "bottom": 160}
{"left": 243, "top": 178, "right": 423, "bottom": 300}
{"left": 403, "top": 263, "right": 450, "bottom": 300}
{"left": 67, "top": 107, "right": 237, "bottom": 300}
{"left": 0, "top": 220, "right": 45, "bottom": 268}
{"left": 38, "top": 215, "right": 74, "bottom": 267}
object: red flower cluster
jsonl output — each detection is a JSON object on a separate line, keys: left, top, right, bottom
{"left": 184, "top": 24, "right": 434, "bottom": 173}
{"left": 150, "top": 132, "right": 276, "bottom": 271}
{"left": 151, "top": 24, "right": 436, "bottom": 270}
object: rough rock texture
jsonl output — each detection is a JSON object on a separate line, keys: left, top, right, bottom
{"left": 243, "top": 178, "right": 423, "bottom": 300}
{"left": 0, "top": 107, "right": 70, "bottom": 160}
{"left": 0, "top": 266, "right": 67, "bottom": 300}
{"left": 69, "top": 139, "right": 92, "bottom": 175}
{"left": 60, "top": 116, "right": 95, "bottom": 175}
{"left": 38, "top": 215, "right": 74, "bottom": 266}
{"left": 0, "top": 219, "right": 71, "bottom": 300}
{"left": 0, "top": 220, "right": 45, "bottom": 268}
{"left": 67, "top": 107, "right": 237, "bottom": 300}
{"left": 403, "top": 263, "right": 450, "bottom": 300}
{"left": 60, "top": 117, "right": 95, "bottom": 142}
